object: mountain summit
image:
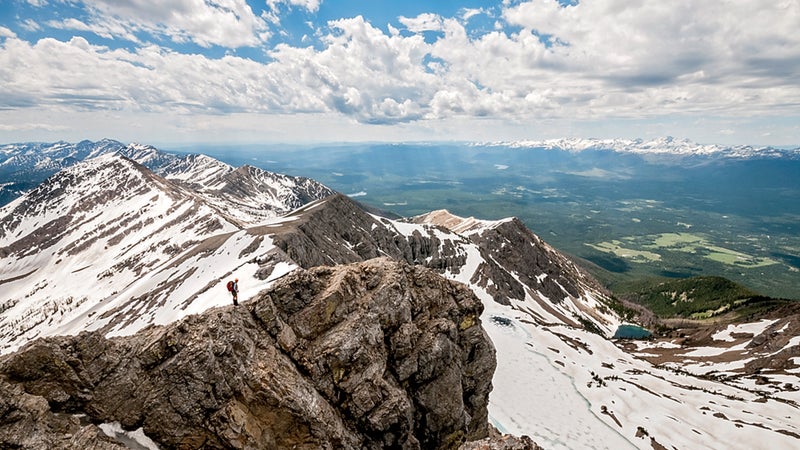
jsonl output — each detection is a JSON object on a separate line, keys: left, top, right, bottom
{"left": 0, "top": 258, "right": 497, "bottom": 449}
{"left": 0, "top": 139, "right": 335, "bottom": 219}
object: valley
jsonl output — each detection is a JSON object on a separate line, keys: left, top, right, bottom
{"left": 181, "top": 141, "right": 800, "bottom": 300}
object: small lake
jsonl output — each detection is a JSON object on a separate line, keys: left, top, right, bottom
{"left": 613, "top": 324, "right": 652, "bottom": 339}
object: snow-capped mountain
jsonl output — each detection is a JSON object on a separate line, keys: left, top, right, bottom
{"left": 0, "top": 140, "right": 336, "bottom": 221}
{"left": 0, "top": 138, "right": 125, "bottom": 173}
{"left": 1, "top": 149, "right": 800, "bottom": 449}
{"left": 0, "top": 154, "right": 238, "bottom": 348}
{"left": 162, "top": 158, "right": 335, "bottom": 226}
{"left": 487, "top": 136, "right": 800, "bottom": 159}
{"left": 0, "top": 151, "right": 334, "bottom": 352}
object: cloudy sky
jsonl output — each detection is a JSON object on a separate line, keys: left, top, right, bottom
{"left": 1, "top": 0, "right": 798, "bottom": 145}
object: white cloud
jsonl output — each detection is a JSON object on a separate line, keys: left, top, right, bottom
{"left": 460, "top": 8, "right": 485, "bottom": 21}
{"left": 20, "top": 19, "right": 41, "bottom": 32}
{"left": 59, "top": 0, "right": 270, "bottom": 48}
{"left": 1, "top": 1, "right": 799, "bottom": 145}
{"left": 266, "top": 16, "right": 436, "bottom": 122}
{"left": 502, "top": 0, "right": 800, "bottom": 91}
{"left": 399, "top": 13, "right": 444, "bottom": 33}
{"left": 266, "top": 0, "right": 323, "bottom": 13}
{"left": 0, "top": 27, "right": 16, "bottom": 39}
{"left": 48, "top": 17, "right": 140, "bottom": 42}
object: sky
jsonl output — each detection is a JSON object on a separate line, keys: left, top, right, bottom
{"left": 0, "top": 0, "right": 798, "bottom": 146}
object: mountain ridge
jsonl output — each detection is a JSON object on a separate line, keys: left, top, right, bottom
{"left": 0, "top": 258, "right": 498, "bottom": 449}
{"left": 1, "top": 142, "right": 800, "bottom": 448}
{"left": 0, "top": 139, "right": 336, "bottom": 221}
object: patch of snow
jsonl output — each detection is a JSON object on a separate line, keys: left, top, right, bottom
{"left": 712, "top": 319, "right": 778, "bottom": 342}
{"left": 98, "top": 422, "right": 159, "bottom": 450}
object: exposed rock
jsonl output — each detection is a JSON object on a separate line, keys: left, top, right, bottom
{"left": 0, "top": 378, "right": 126, "bottom": 450}
{"left": 269, "top": 193, "right": 469, "bottom": 272}
{"left": 459, "top": 425, "right": 542, "bottom": 450}
{"left": 0, "top": 258, "right": 496, "bottom": 449}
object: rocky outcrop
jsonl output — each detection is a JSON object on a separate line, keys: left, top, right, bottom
{"left": 270, "top": 194, "right": 469, "bottom": 271}
{"left": 466, "top": 218, "right": 601, "bottom": 306}
{"left": 459, "top": 425, "right": 543, "bottom": 450}
{"left": 0, "top": 258, "right": 496, "bottom": 449}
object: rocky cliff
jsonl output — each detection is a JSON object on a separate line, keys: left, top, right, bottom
{"left": 0, "top": 258, "right": 496, "bottom": 450}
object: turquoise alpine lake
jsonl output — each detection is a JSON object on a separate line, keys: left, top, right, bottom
{"left": 613, "top": 325, "right": 652, "bottom": 339}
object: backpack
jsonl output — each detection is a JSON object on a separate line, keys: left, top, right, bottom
{"left": 226, "top": 280, "right": 234, "bottom": 292}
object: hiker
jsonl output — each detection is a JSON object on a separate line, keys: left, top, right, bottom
{"left": 227, "top": 278, "right": 239, "bottom": 305}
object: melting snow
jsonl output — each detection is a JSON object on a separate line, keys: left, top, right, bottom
{"left": 712, "top": 319, "right": 778, "bottom": 342}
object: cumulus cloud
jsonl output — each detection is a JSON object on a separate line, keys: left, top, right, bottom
{"left": 0, "top": 17, "right": 432, "bottom": 123}
{"left": 1, "top": 0, "right": 798, "bottom": 133}
{"left": 267, "top": 16, "right": 435, "bottom": 122}
{"left": 0, "top": 27, "right": 16, "bottom": 38}
{"left": 502, "top": 0, "right": 800, "bottom": 90}
{"left": 54, "top": 0, "right": 270, "bottom": 48}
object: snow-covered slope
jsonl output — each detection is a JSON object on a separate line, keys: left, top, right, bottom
{"left": 0, "top": 140, "right": 336, "bottom": 224}
{"left": 0, "top": 154, "right": 240, "bottom": 351}
{"left": 1, "top": 156, "right": 799, "bottom": 449}
{"left": 0, "top": 152, "right": 331, "bottom": 352}
{"left": 488, "top": 136, "right": 800, "bottom": 159}
{"left": 404, "top": 209, "right": 800, "bottom": 449}
{"left": 411, "top": 209, "right": 620, "bottom": 335}
{"left": 162, "top": 158, "right": 336, "bottom": 226}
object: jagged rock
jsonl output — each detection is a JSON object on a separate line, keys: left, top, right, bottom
{"left": 459, "top": 425, "right": 542, "bottom": 450}
{"left": 0, "top": 378, "right": 126, "bottom": 450}
{"left": 270, "top": 194, "right": 469, "bottom": 271}
{"left": 0, "top": 258, "right": 496, "bottom": 449}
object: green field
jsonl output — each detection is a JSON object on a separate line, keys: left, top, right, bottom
{"left": 589, "top": 232, "right": 780, "bottom": 269}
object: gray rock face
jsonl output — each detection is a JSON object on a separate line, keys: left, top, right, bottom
{"left": 0, "top": 258, "right": 495, "bottom": 450}
{"left": 459, "top": 425, "right": 543, "bottom": 450}
{"left": 269, "top": 194, "right": 470, "bottom": 271}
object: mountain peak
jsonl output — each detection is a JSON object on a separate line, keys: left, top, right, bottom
{"left": 412, "top": 209, "right": 508, "bottom": 235}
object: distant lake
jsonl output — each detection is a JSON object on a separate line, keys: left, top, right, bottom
{"left": 613, "top": 325, "right": 652, "bottom": 339}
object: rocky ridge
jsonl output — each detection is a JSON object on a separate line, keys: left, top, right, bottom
{"left": 0, "top": 140, "right": 335, "bottom": 225}
{"left": 0, "top": 258, "right": 496, "bottom": 449}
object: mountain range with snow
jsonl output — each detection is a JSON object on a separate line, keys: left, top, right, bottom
{"left": 1, "top": 141, "right": 800, "bottom": 449}
{"left": 487, "top": 136, "right": 800, "bottom": 159}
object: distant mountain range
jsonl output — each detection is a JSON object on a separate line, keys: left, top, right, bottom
{"left": 1, "top": 140, "right": 800, "bottom": 449}
{"left": 485, "top": 136, "right": 800, "bottom": 159}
